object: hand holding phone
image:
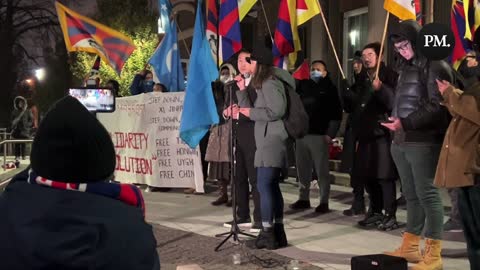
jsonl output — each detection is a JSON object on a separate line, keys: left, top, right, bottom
{"left": 378, "top": 119, "right": 394, "bottom": 124}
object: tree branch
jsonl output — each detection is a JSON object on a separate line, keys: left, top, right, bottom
{"left": 14, "top": 43, "right": 39, "bottom": 65}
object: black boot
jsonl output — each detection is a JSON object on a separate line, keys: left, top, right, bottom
{"left": 274, "top": 223, "right": 288, "bottom": 248}
{"left": 246, "top": 228, "right": 278, "bottom": 250}
{"left": 343, "top": 200, "right": 366, "bottom": 216}
{"left": 358, "top": 212, "right": 384, "bottom": 227}
{"left": 211, "top": 181, "right": 228, "bottom": 206}
{"left": 377, "top": 214, "right": 399, "bottom": 231}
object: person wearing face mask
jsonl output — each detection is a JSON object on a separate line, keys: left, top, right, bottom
{"left": 206, "top": 63, "right": 237, "bottom": 206}
{"left": 289, "top": 60, "right": 342, "bottom": 214}
{"left": 439, "top": 52, "right": 480, "bottom": 234}
{"left": 129, "top": 69, "right": 155, "bottom": 95}
{"left": 434, "top": 78, "right": 480, "bottom": 270}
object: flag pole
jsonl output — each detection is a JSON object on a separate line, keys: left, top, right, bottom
{"left": 259, "top": 0, "right": 274, "bottom": 44}
{"left": 318, "top": 0, "right": 345, "bottom": 79}
{"left": 175, "top": 20, "right": 191, "bottom": 57}
{"left": 216, "top": 0, "right": 220, "bottom": 68}
{"left": 375, "top": 12, "right": 390, "bottom": 80}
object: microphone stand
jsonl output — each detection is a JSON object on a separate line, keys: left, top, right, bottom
{"left": 214, "top": 81, "right": 255, "bottom": 252}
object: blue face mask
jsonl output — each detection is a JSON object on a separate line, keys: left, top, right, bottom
{"left": 144, "top": 80, "right": 154, "bottom": 91}
{"left": 310, "top": 70, "right": 322, "bottom": 80}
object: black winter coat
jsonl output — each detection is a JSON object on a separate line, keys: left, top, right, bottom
{"left": 341, "top": 63, "right": 398, "bottom": 179}
{"left": 342, "top": 63, "right": 398, "bottom": 142}
{"left": 297, "top": 76, "right": 342, "bottom": 136}
{"left": 0, "top": 169, "right": 160, "bottom": 270}
{"left": 392, "top": 58, "right": 452, "bottom": 144}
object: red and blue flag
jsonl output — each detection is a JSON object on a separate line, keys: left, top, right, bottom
{"left": 451, "top": 0, "right": 476, "bottom": 69}
{"left": 273, "top": 0, "right": 300, "bottom": 69}
{"left": 206, "top": 0, "right": 219, "bottom": 64}
{"left": 55, "top": 1, "right": 136, "bottom": 75}
{"left": 219, "top": 0, "right": 242, "bottom": 63}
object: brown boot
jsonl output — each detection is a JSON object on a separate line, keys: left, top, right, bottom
{"left": 211, "top": 181, "right": 228, "bottom": 206}
{"left": 384, "top": 232, "right": 423, "bottom": 263}
{"left": 411, "top": 238, "right": 442, "bottom": 270}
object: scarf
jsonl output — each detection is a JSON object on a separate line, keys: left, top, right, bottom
{"left": 28, "top": 170, "right": 145, "bottom": 218}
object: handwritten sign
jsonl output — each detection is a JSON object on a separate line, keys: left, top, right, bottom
{"left": 98, "top": 92, "right": 204, "bottom": 192}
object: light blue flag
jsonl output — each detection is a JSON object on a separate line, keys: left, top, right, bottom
{"left": 179, "top": 0, "right": 219, "bottom": 148}
{"left": 149, "top": 20, "right": 185, "bottom": 92}
{"left": 158, "top": 0, "right": 172, "bottom": 33}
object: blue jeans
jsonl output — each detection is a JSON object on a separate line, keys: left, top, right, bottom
{"left": 257, "top": 167, "right": 284, "bottom": 227}
{"left": 391, "top": 143, "right": 444, "bottom": 239}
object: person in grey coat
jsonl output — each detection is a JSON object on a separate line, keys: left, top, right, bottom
{"left": 234, "top": 44, "right": 292, "bottom": 250}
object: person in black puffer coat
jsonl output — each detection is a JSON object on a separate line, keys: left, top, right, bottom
{"left": 382, "top": 20, "right": 453, "bottom": 270}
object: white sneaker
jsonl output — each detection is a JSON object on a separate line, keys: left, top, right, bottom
{"left": 223, "top": 219, "right": 252, "bottom": 228}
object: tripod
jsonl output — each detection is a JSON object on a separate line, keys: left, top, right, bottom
{"left": 214, "top": 82, "right": 256, "bottom": 252}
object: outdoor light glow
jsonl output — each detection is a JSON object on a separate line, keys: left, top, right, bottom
{"left": 25, "top": 79, "right": 33, "bottom": 84}
{"left": 158, "top": 17, "right": 166, "bottom": 34}
{"left": 35, "top": 68, "right": 45, "bottom": 81}
{"left": 349, "top": 30, "right": 358, "bottom": 46}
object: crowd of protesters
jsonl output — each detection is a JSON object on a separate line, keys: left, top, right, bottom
{"left": 3, "top": 19, "right": 480, "bottom": 270}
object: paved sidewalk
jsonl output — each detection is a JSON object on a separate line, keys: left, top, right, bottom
{"left": 144, "top": 179, "right": 469, "bottom": 270}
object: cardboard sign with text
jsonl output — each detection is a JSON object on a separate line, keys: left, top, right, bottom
{"left": 97, "top": 92, "right": 204, "bottom": 192}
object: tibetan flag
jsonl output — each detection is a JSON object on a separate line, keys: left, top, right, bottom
{"left": 384, "top": 0, "right": 416, "bottom": 20}
{"left": 238, "top": 0, "right": 257, "bottom": 21}
{"left": 158, "top": 0, "right": 173, "bottom": 34}
{"left": 272, "top": 0, "right": 301, "bottom": 69}
{"left": 296, "top": 0, "right": 320, "bottom": 26}
{"left": 180, "top": 0, "right": 219, "bottom": 148}
{"left": 207, "top": 0, "right": 219, "bottom": 65}
{"left": 55, "top": 2, "right": 135, "bottom": 75}
{"left": 415, "top": 0, "right": 423, "bottom": 25}
{"left": 292, "top": 60, "right": 310, "bottom": 80}
{"left": 451, "top": 0, "right": 474, "bottom": 68}
{"left": 219, "top": 0, "right": 242, "bottom": 63}
{"left": 474, "top": 0, "right": 480, "bottom": 34}
{"left": 149, "top": 20, "right": 185, "bottom": 92}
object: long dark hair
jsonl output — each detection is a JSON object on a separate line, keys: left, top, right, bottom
{"left": 251, "top": 63, "right": 274, "bottom": 89}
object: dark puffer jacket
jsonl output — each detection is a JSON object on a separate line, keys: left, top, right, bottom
{"left": 389, "top": 20, "right": 452, "bottom": 144}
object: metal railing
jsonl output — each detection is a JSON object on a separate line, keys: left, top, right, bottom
{"left": 1, "top": 139, "right": 34, "bottom": 171}
{"left": 0, "top": 129, "right": 12, "bottom": 156}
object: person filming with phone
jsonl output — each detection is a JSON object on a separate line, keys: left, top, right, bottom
{"left": 0, "top": 96, "right": 159, "bottom": 269}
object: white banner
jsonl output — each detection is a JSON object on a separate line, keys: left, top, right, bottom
{"left": 97, "top": 92, "right": 204, "bottom": 192}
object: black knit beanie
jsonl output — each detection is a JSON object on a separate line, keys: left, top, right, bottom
{"left": 251, "top": 41, "right": 274, "bottom": 66}
{"left": 31, "top": 96, "right": 115, "bottom": 182}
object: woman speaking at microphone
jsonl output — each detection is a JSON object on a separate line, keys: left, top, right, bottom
{"left": 233, "top": 43, "right": 293, "bottom": 250}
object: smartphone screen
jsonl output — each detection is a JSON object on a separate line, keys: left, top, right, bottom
{"left": 68, "top": 88, "right": 115, "bottom": 112}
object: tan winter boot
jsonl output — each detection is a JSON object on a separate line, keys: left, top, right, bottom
{"left": 411, "top": 238, "right": 443, "bottom": 270}
{"left": 383, "top": 232, "right": 423, "bottom": 263}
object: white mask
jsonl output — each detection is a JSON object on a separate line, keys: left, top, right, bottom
{"left": 220, "top": 75, "right": 232, "bottom": 83}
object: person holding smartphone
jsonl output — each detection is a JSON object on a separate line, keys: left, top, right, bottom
{"left": 382, "top": 20, "right": 452, "bottom": 269}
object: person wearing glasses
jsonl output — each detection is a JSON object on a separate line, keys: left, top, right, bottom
{"left": 382, "top": 20, "right": 453, "bottom": 270}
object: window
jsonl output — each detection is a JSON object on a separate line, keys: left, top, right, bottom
{"left": 343, "top": 7, "right": 368, "bottom": 83}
